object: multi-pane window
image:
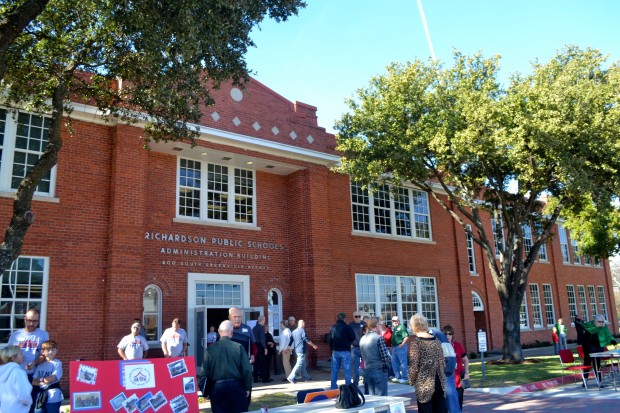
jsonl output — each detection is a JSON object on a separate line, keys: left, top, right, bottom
{"left": 143, "top": 285, "right": 161, "bottom": 342}
{"left": 519, "top": 295, "right": 529, "bottom": 329}
{"left": 542, "top": 284, "right": 555, "bottom": 327}
{"left": 0, "top": 109, "right": 54, "bottom": 195}
{"left": 523, "top": 225, "right": 533, "bottom": 256}
{"left": 597, "top": 286, "right": 608, "bottom": 321}
{"left": 587, "top": 285, "right": 598, "bottom": 318}
{"left": 195, "top": 282, "right": 242, "bottom": 306}
{"left": 350, "top": 182, "right": 431, "bottom": 240}
{"left": 465, "top": 225, "right": 477, "bottom": 274}
{"left": 572, "top": 239, "right": 581, "bottom": 265}
{"left": 491, "top": 216, "right": 504, "bottom": 257}
{"left": 577, "top": 285, "right": 588, "bottom": 320}
{"left": 558, "top": 224, "right": 571, "bottom": 264}
{"left": 355, "top": 274, "right": 438, "bottom": 328}
{"left": 533, "top": 221, "right": 547, "bottom": 261}
{"left": 566, "top": 285, "right": 578, "bottom": 320}
{"left": 0, "top": 256, "right": 48, "bottom": 344}
{"left": 583, "top": 255, "right": 592, "bottom": 266}
{"left": 267, "top": 289, "right": 281, "bottom": 336}
{"left": 178, "top": 158, "right": 255, "bottom": 225}
{"left": 529, "top": 284, "right": 543, "bottom": 328}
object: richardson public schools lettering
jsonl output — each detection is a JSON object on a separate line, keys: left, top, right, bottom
{"left": 144, "top": 232, "right": 285, "bottom": 250}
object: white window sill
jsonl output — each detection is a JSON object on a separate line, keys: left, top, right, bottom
{"left": 174, "top": 217, "right": 261, "bottom": 231}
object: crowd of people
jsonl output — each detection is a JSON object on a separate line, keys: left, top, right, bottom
{"left": 2, "top": 306, "right": 616, "bottom": 413}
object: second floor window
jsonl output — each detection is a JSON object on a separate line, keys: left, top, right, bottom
{"left": 351, "top": 182, "right": 431, "bottom": 241}
{"left": 558, "top": 224, "right": 570, "bottom": 264}
{"left": 178, "top": 158, "right": 255, "bottom": 225}
{"left": 0, "top": 109, "right": 54, "bottom": 195}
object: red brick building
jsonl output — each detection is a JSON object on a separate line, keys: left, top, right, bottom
{"left": 0, "top": 79, "right": 617, "bottom": 375}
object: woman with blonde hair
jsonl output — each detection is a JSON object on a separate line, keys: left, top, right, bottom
{"left": 408, "top": 313, "right": 446, "bottom": 413}
{"left": 0, "top": 345, "right": 33, "bottom": 413}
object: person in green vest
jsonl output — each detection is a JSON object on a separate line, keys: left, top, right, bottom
{"left": 578, "top": 315, "right": 617, "bottom": 387}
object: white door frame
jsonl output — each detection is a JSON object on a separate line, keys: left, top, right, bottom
{"left": 186, "top": 273, "right": 250, "bottom": 359}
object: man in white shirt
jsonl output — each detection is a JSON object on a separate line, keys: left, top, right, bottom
{"left": 8, "top": 309, "right": 49, "bottom": 380}
{"left": 160, "top": 318, "right": 188, "bottom": 357}
{"left": 278, "top": 320, "right": 293, "bottom": 382}
{"left": 118, "top": 322, "right": 149, "bottom": 360}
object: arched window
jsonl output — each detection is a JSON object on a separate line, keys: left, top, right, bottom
{"left": 472, "top": 292, "right": 484, "bottom": 312}
{"left": 143, "top": 285, "right": 162, "bottom": 342}
{"left": 267, "top": 289, "right": 282, "bottom": 337}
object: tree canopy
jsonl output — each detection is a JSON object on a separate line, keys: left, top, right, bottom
{"left": 0, "top": 0, "right": 305, "bottom": 273}
{"left": 336, "top": 46, "right": 620, "bottom": 360}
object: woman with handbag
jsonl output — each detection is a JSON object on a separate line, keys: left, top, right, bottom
{"left": 408, "top": 313, "right": 447, "bottom": 413}
{"left": 442, "top": 325, "right": 469, "bottom": 410}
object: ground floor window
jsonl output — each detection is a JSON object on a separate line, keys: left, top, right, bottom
{"left": 0, "top": 256, "right": 48, "bottom": 343}
{"left": 355, "top": 274, "right": 439, "bottom": 328}
{"left": 267, "top": 289, "right": 282, "bottom": 337}
{"left": 143, "top": 285, "right": 162, "bottom": 342}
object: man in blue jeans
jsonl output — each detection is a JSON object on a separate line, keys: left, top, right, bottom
{"left": 328, "top": 312, "right": 355, "bottom": 389}
{"left": 360, "top": 317, "right": 392, "bottom": 396}
{"left": 390, "top": 316, "right": 409, "bottom": 383}
{"left": 349, "top": 311, "right": 366, "bottom": 385}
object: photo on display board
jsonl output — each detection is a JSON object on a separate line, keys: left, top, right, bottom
{"left": 110, "top": 392, "right": 127, "bottom": 411}
{"left": 72, "top": 391, "right": 102, "bottom": 410}
{"left": 183, "top": 376, "right": 196, "bottom": 393}
{"left": 122, "top": 394, "right": 139, "bottom": 413}
{"left": 167, "top": 359, "right": 188, "bottom": 378}
{"left": 76, "top": 364, "right": 98, "bottom": 385}
{"left": 137, "top": 392, "right": 154, "bottom": 413}
{"left": 170, "top": 395, "right": 190, "bottom": 413}
{"left": 149, "top": 391, "right": 168, "bottom": 412}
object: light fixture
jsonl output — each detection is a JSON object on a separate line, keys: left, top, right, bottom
{"left": 221, "top": 156, "right": 232, "bottom": 161}
{"left": 172, "top": 147, "right": 183, "bottom": 151}
{"left": 200, "top": 152, "right": 208, "bottom": 156}
{"left": 266, "top": 165, "right": 275, "bottom": 169}
{"left": 246, "top": 161, "right": 253, "bottom": 165}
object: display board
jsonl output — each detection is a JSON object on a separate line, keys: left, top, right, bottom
{"left": 69, "top": 357, "right": 199, "bottom": 413}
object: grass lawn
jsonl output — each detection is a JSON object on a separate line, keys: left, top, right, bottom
{"left": 469, "top": 355, "right": 566, "bottom": 388}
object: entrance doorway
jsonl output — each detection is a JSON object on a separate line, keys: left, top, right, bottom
{"left": 472, "top": 291, "right": 488, "bottom": 348}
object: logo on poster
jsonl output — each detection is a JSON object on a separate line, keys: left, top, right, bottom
{"left": 130, "top": 368, "right": 151, "bottom": 386}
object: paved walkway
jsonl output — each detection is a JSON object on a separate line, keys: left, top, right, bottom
{"left": 201, "top": 345, "right": 620, "bottom": 412}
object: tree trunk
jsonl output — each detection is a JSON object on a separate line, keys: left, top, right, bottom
{"left": 500, "top": 282, "right": 525, "bottom": 362}
{"left": 0, "top": 83, "right": 65, "bottom": 274}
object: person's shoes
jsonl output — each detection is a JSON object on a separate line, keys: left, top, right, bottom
{"left": 287, "top": 378, "right": 297, "bottom": 384}
{"left": 304, "top": 378, "right": 312, "bottom": 382}
{"left": 281, "top": 378, "right": 289, "bottom": 382}
{"left": 398, "top": 379, "right": 408, "bottom": 384}
{"left": 391, "top": 378, "right": 400, "bottom": 383}
{"left": 388, "top": 376, "right": 395, "bottom": 380}
{"left": 262, "top": 379, "right": 273, "bottom": 383}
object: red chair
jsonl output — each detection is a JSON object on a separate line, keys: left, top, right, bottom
{"left": 577, "top": 346, "right": 585, "bottom": 360}
{"left": 558, "top": 349, "right": 591, "bottom": 389}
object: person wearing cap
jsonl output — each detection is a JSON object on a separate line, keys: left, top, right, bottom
{"left": 117, "top": 322, "right": 149, "bottom": 360}
{"left": 328, "top": 312, "right": 356, "bottom": 389}
{"left": 390, "top": 315, "right": 409, "bottom": 384}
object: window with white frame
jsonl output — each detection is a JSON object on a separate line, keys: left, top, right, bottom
{"left": 583, "top": 255, "right": 592, "bottom": 266}
{"left": 472, "top": 292, "right": 484, "bottom": 311}
{"left": 465, "top": 225, "right": 477, "bottom": 274}
{"left": 267, "top": 289, "right": 282, "bottom": 336}
{"left": 523, "top": 224, "right": 533, "bottom": 256}
{"left": 0, "top": 109, "right": 55, "bottom": 195}
{"left": 178, "top": 158, "right": 255, "bottom": 225}
{"left": 532, "top": 221, "right": 547, "bottom": 261}
{"left": 143, "top": 285, "right": 162, "bottom": 342}
{"left": 542, "top": 284, "right": 555, "bottom": 326}
{"left": 519, "top": 295, "right": 529, "bottom": 329}
{"left": 587, "top": 285, "right": 597, "bottom": 318}
{"left": 597, "top": 286, "right": 608, "bottom": 321}
{"left": 529, "top": 284, "right": 543, "bottom": 328}
{"left": 355, "top": 274, "right": 438, "bottom": 328}
{"left": 572, "top": 239, "right": 581, "bottom": 265}
{"left": 492, "top": 216, "right": 504, "bottom": 257}
{"left": 577, "top": 285, "right": 588, "bottom": 320}
{"left": 594, "top": 258, "right": 602, "bottom": 267}
{"left": 350, "top": 182, "right": 431, "bottom": 240}
{"left": 0, "top": 256, "right": 49, "bottom": 344}
{"left": 558, "top": 224, "right": 570, "bottom": 264}
{"left": 566, "top": 285, "right": 578, "bottom": 320}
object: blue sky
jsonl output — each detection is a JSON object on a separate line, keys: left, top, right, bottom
{"left": 245, "top": 1, "right": 620, "bottom": 133}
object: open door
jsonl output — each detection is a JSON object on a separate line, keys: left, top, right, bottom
{"left": 193, "top": 306, "right": 264, "bottom": 367}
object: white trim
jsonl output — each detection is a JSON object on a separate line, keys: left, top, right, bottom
{"left": 186, "top": 273, "right": 250, "bottom": 358}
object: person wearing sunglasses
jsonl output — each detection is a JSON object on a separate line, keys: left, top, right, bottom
{"left": 117, "top": 322, "right": 149, "bottom": 360}
{"left": 578, "top": 315, "right": 617, "bottom": 387}
{"left": 8, "top": 309, "right": 49, "bottom": 382}
{"left": 442, "top": 325, "right": 469, "bottom": 410}
{"left": 349, "top": 311, "right": 366, "bottom": 386}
